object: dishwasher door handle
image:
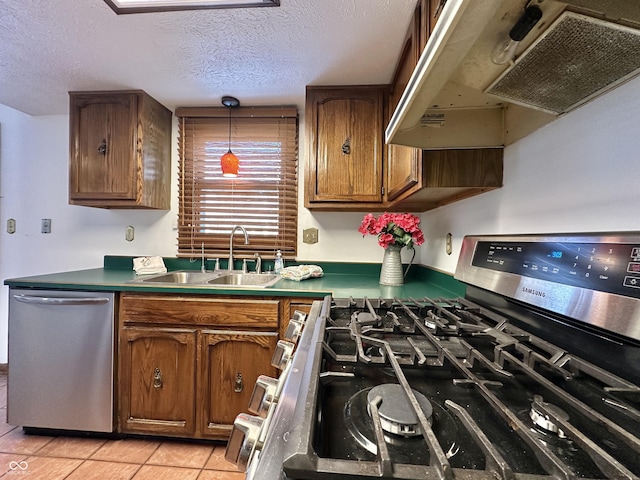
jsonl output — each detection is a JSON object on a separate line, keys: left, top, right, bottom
{"left": 12, "top": 294, "right": 111, "bottom": 306}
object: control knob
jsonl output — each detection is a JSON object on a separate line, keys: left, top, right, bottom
{"left": 283, "top": 318, "right": 304, "bottom": 344}
{"left": 271, "top": 340, "right": 295, "bottom": 370}
{"left": 224, "top": 413, "right": 264, "bottom": 472}
{"left": 248, "top": 375, "right": 279, "bottom": 418}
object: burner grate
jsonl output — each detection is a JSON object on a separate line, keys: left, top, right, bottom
{"left": 283, "top": 296, "right": 640, "bottom": 479}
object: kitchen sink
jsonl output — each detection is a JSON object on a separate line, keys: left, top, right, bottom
{"left": 207, "top": 273, "right": 280, "bottom": 288}
{"left": 131, "top": 270, "right": 224, "bottom": 285}
{"left": 129, "top": 270, "right": 281, "bottom": 288}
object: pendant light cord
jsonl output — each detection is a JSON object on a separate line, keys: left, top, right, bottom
{"left": 227, "top": 106, "right": 232, "bottom": 153}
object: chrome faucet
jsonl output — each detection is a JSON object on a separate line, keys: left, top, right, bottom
{"left": 229, "top": 226, "right": 249, "bottom": 271}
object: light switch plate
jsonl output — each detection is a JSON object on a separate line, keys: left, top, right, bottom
{"left": 41, "top": 218, "right": 51, "bottom": 234}
{"left": 125, "top": 225, "right": 135, "bottom": 242}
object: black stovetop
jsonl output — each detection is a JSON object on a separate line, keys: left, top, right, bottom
{"left": 282, "top": 296, "right": 640, "bottom": 480}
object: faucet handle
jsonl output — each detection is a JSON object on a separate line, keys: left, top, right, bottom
{"left": 253, "top": 253, "right": 262, "bottom": 274}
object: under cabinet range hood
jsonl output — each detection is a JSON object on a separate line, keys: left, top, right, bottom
{"left": 387, "top": 0, "right": 640, "bottom": 149}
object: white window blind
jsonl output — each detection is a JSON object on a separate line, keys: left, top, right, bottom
{"left": 176, "top": 106, "right": 298, "bottom": 260}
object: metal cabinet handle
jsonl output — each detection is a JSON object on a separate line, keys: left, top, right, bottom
{"left": 98, "top": 139, "right": 107, "bottom": 155}
{"left": 153, "top": 368, "right": 163, "bottom": 388}
{"left": 234, "top": 372, "right": 243, "bottom": 393}
{"left": 341, "top": 137, "right": 351, "bottom": 154}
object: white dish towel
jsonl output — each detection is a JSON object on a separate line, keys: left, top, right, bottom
{"left": 279, "top": 265, "right": 323, "bottom": 281}
{"left": 133, "top": 256, "right": 167, "bottom": 275}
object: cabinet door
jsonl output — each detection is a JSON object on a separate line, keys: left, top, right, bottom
{"left": 306, "top": 87, "right": 384, "bottom": 203}
{"left": 119, "top": 326, "right": 197, "bottom": 436}
{"left": 199, "top": 330, "right": 278, "bottom": 439}
{"left": 429, "top": 0, "right": 447, "bottom": 35}
{"left": 69, "top": 93, "right": 138, "bottom": 201}
{"left": 386, "top": 3, "right": 423, "bottom": 202}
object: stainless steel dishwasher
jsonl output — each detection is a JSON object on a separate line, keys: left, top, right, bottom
{"left": 8, "top": 289, "right": 115, "bottom": 432}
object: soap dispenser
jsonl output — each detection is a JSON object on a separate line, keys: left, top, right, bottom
{"left": 274, "top": 250, "right": 284, "bottom": 274}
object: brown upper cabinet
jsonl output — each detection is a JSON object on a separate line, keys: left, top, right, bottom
{"left": 69, "top": 90, "right": 172, "bottom": 209}
{"left": 304, "top": 85, "right": 387, "bottom": 210}
{"left": 386, "top": 0, "right": 424, "bottom": 203}
{"left": 386, "top": 0, "right": 503, "bottom": 209}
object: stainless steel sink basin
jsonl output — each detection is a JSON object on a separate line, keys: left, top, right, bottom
{"left": 207, "top": 273, "right": 280, "bottom": 288}
{"left": 131, "top": 270, "right": 223, "bottom": 285}
{"left": 129, "top": 270, "right": 280, "bottom": 288}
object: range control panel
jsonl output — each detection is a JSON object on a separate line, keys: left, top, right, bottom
{"left": 472, "top": 240, "right": 640, "bottom": 298}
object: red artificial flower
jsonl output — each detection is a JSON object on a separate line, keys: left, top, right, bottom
{"left": 358, "top": 212, "right": 425, "bottom": 249}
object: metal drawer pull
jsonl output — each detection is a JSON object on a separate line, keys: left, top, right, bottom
{"left": 98, "top": 139, "right": 107, "bottom": 155}
{"left": 341, "top": 137, "right": 350, "bottom": 154}
{"left": 235, "top": 373, "right": 243, "bottom": 393}
{"left": 153, "top": 368, "right": 162, "bottom": 388}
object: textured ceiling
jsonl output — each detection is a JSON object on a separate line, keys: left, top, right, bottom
{"left": 0, "top": 0, "right": 416, "bottom": 116}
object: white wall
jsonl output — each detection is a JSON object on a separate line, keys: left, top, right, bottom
{"left": 418, "top": 75, "right": 640, "bottom": 273}
{"left": 1, "top": 75, "right": 639, "bottom": 363}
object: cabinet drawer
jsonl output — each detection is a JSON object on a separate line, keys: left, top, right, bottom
{"left": 120, "top": 293, "right": 279, "bottom": 329}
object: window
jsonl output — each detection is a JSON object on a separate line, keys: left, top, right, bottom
{"left": 176, "top": 106, "right": 298, "bottom": 260}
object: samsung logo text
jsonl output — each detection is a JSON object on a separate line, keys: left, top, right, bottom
{"left": 522, "top": 287, "right": 546, "bottom": 298}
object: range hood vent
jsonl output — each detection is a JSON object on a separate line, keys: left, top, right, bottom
{"left": 485, "top": 12, "right": 640, "bottom": 115}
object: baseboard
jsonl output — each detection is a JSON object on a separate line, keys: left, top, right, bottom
{"left": 0, "top": 364, "right": 7, "bottom": 374}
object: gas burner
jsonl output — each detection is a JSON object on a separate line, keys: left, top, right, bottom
{"left": 343, "top": 386, "right": 459, "bottom": 458}
{"left": 366, "top": 384, "right": 432, "bottom": 437}
{"left": 530, "top": 399, "right": 569, "bottom": 438}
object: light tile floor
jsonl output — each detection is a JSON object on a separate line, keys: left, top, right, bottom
{"left": 0, "top": 374, "right": 244, "bottom": 479}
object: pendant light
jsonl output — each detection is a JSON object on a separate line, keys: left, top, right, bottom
{"left": 221, "top": 96, "right": 240, "bottom": 177}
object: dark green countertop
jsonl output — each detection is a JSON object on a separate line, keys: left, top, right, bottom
{"left": 4, "top": 256, "right": 465, "bottom": 300}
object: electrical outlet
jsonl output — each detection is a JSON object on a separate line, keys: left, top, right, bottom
{"left": 7, "top": 218, "right": 16, "bottom": 234}
{"left": 303, "top": 227, "right": 318, "bottom": 244}
{"left": 41, "top": 218, "right": 51, "bottom": 234}
{"left": 446, "top": 232, "right": 453, "bottom": 255}
{"left": 125, "top": 225, "right": 135, "bottom": 242}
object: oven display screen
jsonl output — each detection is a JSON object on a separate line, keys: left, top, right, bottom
{"left": 472, "top": 241, "right": 640, "bottom": 298}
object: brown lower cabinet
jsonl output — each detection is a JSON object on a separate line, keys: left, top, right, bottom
{"left": 119, "top": 326, "right": 198, "bottom": 436}
{"left": 200, "top": 330, "right": 277, "bottom": 438}
{"left": 117, "top": 292, "right": 282, "bottom": 440}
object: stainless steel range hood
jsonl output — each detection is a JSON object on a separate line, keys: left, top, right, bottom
{"left": 386, "top": 0, "right": 640, "bottom": 149}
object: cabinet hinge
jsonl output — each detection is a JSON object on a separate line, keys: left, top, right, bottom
{"left": 381, "top": 186, "right": 385, "bottom": 196}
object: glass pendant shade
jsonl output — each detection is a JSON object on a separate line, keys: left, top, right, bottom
{"left": 220, "top": 95, "right": 240, "bottom": 177}
{"left": 221, "top": 150, "right": 239, "bottom": 177}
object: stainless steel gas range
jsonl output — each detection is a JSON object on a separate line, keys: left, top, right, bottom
{"left": 226, "top": 232, "right": 640, "bottom": 479}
